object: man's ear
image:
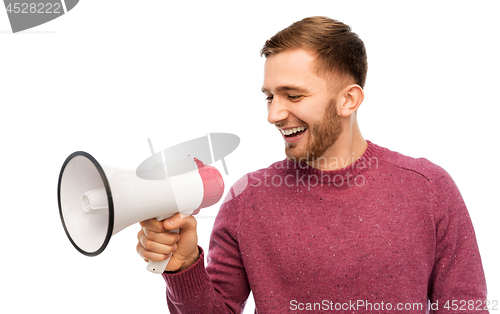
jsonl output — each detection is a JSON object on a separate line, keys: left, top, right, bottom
{"left": 337, "top": 84, "right": 364, "bottom": 117}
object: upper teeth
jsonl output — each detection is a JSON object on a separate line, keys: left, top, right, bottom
{"left": 281, "top": 126, "right": 307, "bottom": 136}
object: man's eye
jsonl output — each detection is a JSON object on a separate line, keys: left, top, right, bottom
{"left": 266, "top": 96, "right": 273, "bottom": 102}
{"left": 288, "top": 95, "right": 303, "bottom": 101}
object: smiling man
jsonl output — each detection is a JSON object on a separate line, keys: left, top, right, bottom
{"left": 262, "top": 47, "right": 364, "bottom": 170}
{"left": 137, "top": 17, "right": 489, "bottom": 313}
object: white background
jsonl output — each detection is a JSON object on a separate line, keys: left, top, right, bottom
{"left": 1, "top": 1, "right": 498, "bottom": 313}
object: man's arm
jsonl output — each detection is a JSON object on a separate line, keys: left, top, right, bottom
{"left": 427, "top": 165, "right": 489, "bottom": 313}
{"left": 138, "top": 178, "right": 252, "bottom": 314}
{"left": 163, "top": 192, "right": 251, "bottom": 314}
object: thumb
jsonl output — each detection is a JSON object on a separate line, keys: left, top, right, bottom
{"left": 163, "top": 213, "right": 197, "bottom": 232}
{"left": 162, "top": 213, "right": 199, "bottom": 272}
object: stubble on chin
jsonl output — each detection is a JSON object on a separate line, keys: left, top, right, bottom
{"left": 284, "top": 100, "right": 343, "bottom": 164}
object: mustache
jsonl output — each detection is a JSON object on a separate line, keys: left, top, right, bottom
{"left": 275, "top": 121, "right": 308, "bottom": 128}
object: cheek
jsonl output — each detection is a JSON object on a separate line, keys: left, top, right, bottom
{"left": 293, "top": 111, "right": 320, "bottom": 126}
{"left": 296, "top": 99, "right": 330, "bottom": 125}
{"left": 288, "top": 106, "right": 314, "bottom": 124}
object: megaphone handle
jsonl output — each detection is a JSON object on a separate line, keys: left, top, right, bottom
{"left": 147, "top": 228, "right": 180, "bottom": 274}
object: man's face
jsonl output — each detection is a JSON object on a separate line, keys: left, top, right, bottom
{"left": 262, "top": 48, "right": 343, "bottom": 162}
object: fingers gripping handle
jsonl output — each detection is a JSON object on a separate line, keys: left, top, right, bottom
{"left": 144, "top": 161, "right": 224, "bottom": 274}
{"left": 147, "top": 227, "right": 180, "bottom": 274}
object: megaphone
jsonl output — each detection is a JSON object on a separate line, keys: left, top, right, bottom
{"left": 57, "top": 151, "right": 224, "bottom": 274}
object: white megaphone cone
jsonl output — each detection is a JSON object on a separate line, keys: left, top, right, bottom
{"left": 57, "top": 151, "right": 224, "bottom": 274}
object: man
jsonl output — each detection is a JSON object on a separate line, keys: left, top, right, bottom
{"left": 137, "top": 16, "right": 488, "bottom": 313}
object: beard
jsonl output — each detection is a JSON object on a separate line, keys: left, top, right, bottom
{"left": 284, "top": 98, "right": 343, "bottom": 163}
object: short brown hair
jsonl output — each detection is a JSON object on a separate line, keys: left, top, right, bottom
{"left": 261, "top": 16, "right": 367, "bottom": 89}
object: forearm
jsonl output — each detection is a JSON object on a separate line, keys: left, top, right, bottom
{"left": 162, "top": 246, "right": 246, "bottom": 314}
{"left": 163, "top": 178, "right": 251, "bottom": 314}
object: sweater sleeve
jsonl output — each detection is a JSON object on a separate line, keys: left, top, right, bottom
{"left": 427, "top": 164, "right": 489, "bottom": 313}
{"left": 161, "top": 177, "right": 251, "bottom": 314}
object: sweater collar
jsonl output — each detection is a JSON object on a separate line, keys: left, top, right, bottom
{"left": 284, "top": 140, "right": 379, "bottom": 184}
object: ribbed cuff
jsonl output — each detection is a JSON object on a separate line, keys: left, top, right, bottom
{"left": 161, "top": 246, "right": 210, "bottom": 301}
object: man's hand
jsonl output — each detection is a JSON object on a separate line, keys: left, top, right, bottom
{"left": 136, "top": 213, "right": 199, "bottom": 273}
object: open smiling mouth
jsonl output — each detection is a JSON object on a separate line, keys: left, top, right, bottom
{"left": 281, "top": 126, "right": 307, "bottom": 138}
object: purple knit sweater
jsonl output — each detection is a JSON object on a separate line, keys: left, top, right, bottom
{"left": 162, "top": 140, "right": 488, "bottom": 313}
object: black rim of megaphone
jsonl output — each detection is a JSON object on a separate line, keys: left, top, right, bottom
{"left": 57, "top": 151, "right": 114, "bottom": 257}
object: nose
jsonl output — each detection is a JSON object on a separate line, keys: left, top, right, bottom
{"left": 267, "top": 96, "right": 289, "bottom": 125}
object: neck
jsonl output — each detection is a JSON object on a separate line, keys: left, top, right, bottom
{"left": 306, "top": 114, "right": 367, "bottom": 171}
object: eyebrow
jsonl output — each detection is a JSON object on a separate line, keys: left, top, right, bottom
{"left": 261, "top": 85, "right": 309, "bottom": 94}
